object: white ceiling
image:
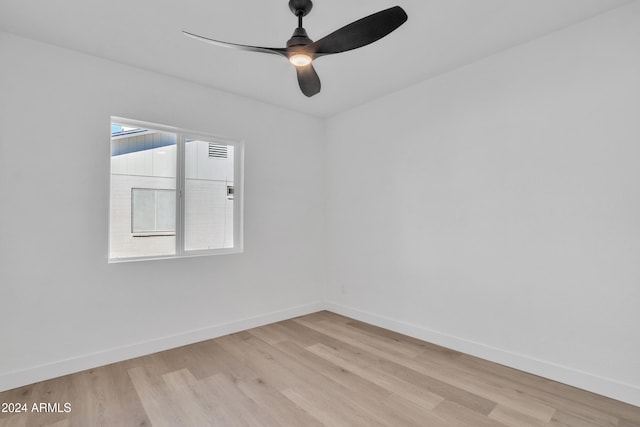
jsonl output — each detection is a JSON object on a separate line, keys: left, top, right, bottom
{"left": 0, "top": 0, "right": 634, "bottom": 117}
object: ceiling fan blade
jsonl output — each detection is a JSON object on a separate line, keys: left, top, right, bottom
{"left": 296, "top": 64, "right": 321, "bottom": 97}
{"left": 182, "top": 31, "right": 287, "bottom": 57}
{"left": 309, "top": 6, "right": 407, "bottom": 57}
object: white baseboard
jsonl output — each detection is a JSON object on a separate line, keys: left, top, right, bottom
{"left": 0, "top": 302, "right": 324, "bottom": 393}
{"left": 325, "top": 301, "right": 640, "bottom": 408}
{"left": 3, "top": 300, "right": 639, "bottom": 408}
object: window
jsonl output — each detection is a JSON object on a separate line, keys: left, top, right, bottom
{"left": 109, "top": 118, "right": 243, "bottom": 261}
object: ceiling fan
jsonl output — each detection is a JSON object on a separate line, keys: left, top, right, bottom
{"left": 183, "top": 0, "right": 408, "bottom": 97}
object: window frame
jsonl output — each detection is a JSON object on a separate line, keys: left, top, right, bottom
{"left": 109, "top": 117, "right": 244, "bottom": 263}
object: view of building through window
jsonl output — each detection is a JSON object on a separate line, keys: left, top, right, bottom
{"left": 109, "top": 120, "right": 239, "bottom": 261}
{"left": 184, "top": 139, "right": 235, "bottom": 251}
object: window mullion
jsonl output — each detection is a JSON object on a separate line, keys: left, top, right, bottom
{"left": 176, "top": 133, "right": 186, "bottom": 256}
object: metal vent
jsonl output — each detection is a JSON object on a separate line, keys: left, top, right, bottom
{"left": 208, "top": 143, "right": 228, "bottom": 158}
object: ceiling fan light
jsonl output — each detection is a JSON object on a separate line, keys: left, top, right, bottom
{"left": 289, "top": 53, "right": 312, "bottom": 67}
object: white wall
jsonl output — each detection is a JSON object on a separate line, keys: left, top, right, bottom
{"left": 0, "top": 32, "right": 326, "bottom": 390}
{"left": 325, "top": 2, "right": 640, "bottom": 406}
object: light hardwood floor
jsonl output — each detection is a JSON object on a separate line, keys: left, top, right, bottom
{"left": 1, "top": 311, "right": 638, "bottom": 426}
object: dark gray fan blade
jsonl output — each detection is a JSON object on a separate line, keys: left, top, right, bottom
{"left": 309, "top": 6, "right": 407, "bottom": 57}
{"left": 296, "top": 64, "right": 321, "bottom": 97}
{"left": 182, "top": 31, "right": 288, "bottom": 57}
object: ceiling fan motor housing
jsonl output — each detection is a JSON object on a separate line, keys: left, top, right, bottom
{"left": 287, "top": 27, "right": 312, "bottom": 48}
{"left": 289, "top": 0, "right": 313, "bottom": 17}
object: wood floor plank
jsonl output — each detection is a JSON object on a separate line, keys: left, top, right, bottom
{"left": 383, "top": 393, "right": 459, "bottom": 426}
{"left": 214, "top": 371, "right": 297, "bottom": 427}
{"left": 161, "top": 340, "right": 225, "bottom": 381}
{"left": 412, "top": 349, "right": 558, "bottom": 422}
{"left": 42, "top": 420, "right": 71, "bottom": 427}
{"left": 187, "top": 340, "right": 262, "bottom": 383}
{"left": 280, "top": 388, "right": 353, "bottom": 427}
{"left": 345, "top": 317, "right": 460, "bottom": 356}
{"left": 456, "top": 354, "right": 625, "bottom": 426}
{"left": 72, "top": 363, "right": 150, "bottom": 426}
{"left": 160, "top": 369, "right": 228, "bottom": 426}
{"left": 0, "top": 416, "right": 26, "bottom": 427}
{"left": 1, "top": 311, "right": 638, "bottom": 426}
{"left": 490, "top": 404, "right": 553, "bottom": 427}
{"left": 279, "top": 316, "right": 347, "bottom": 346}
{"left": 177, "top": 340, "right": 324, "bottom": 426}
{"left": 374, "top": 351, "right": 499, "bottom": 416}
{"left": 293, "top": 318, "right": 498, "bottom": 416}
{"left": 232, "top": 373, "right": 324, "bottom": 427}
{"left": 0, "top": 374, "right": 77, "bottom": 427}
{"left": 215, "top": 332, "right": 315, "bottom": 392}
{"left": 280, "top": 386, "right": 386, "bottom": 427}
{"left": 275, "top": 341, "right": 436, "bottom": 427}
{"left": 128, "top": 365, "right": 193, "bottom": 427}
{"left": 550, "top": 410, "right": 617, "bottom": 427}
{"left": 307, "top": 318, "right": 423, "bottom": 359}
{"left": 343, "top": 317, "right": 596, "bottom": 423}
{"left": 433, "top": 399, "right": 508, "bottom": 427}
{"left": 299, "top": 315, "right": 557, "bottom": 423}
{"left": 306, "top": 342, "right": 445, "bottom": 410}
{"left": 273, "top": 340, "right": 394, "bottom": 403}
{"left": 618, "top": 418, "right": 640, "bottom": 427}
{"left": 245, "top": 323, "right": 292, "bottom": 346}
{"left": 218, "top": 332, "right": 393, "bottom": 426}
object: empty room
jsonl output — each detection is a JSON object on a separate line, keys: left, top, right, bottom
{"left": 1, "top": 0, "right": 639, "bottom": 425}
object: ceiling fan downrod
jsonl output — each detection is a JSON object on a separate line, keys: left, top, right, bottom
{"left": 287, "top": 0, "right": 313, "bottom": 49}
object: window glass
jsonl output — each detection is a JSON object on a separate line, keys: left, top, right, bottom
{"left": 184, "top": 140, "right": 234, "bottom": 251}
